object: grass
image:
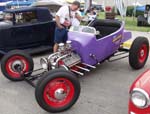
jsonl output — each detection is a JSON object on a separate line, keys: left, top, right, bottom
{"left": 98, "top": 12, "right": 150, "bottom": 32}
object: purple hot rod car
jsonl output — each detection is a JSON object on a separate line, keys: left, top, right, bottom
{"left": 0, "top": 19, "right": 149, "bottom": 113}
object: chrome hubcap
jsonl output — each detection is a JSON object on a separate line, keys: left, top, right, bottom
{"left": 54, "top": 88, "right": 67, "bottom": 100}
{"left": 140, "top": 50, "right": 144, "bottom": 57}
{"left": 11, "top": 60, "right": 24, "bottom": 72}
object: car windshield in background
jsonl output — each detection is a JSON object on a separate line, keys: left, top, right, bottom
{"left": 3, "top": 13, "right": 13, "bottom": 23}
{"left": 0, "top": 11, "right": 4, "bottom": 21}
{"left": 15, "top": 11, "right": 38, "bottom": 25}
{"left": 70, "top": 26, "right": 96, "bottom": 34}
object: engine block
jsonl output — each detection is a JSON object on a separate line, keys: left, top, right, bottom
{"left": 61, "top": 52, "right": 81, "bottom": 67}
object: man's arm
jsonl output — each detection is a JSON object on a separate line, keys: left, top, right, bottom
{"left": 55, "top": 15, "right": 64, "bottom": 29}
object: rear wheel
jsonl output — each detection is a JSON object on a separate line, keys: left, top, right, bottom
{"left": 35, "top": 69, "right": 80, "bottom": 113}
{"left": 1, "top": 50, "right": 34, "bottom": 81}
{"left": 129, "top": 37, "right": 149, "bottom": 69}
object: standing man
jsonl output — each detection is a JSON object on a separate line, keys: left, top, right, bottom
{"left": 53, "top": 1, "right": 82, "bottom": 52}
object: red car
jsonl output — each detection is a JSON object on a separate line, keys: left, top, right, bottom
{"left": 129, "top": 69, "right": 150, "bottom": 114}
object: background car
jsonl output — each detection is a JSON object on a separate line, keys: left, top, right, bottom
{"left": 0, "top": 7, "right": 55, "bottom": 55}
{"left": 137, "top": 4, "right": 150, "bottom": 26}
{"left": 92, "top": 4, "right": 104, "bottom": 12}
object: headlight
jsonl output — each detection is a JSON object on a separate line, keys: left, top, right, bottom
{"left": 40, "top": 58, "right": 48, "bottom": 70}
{"left": 131, "top": 88, "right": 149, "bottom": 108}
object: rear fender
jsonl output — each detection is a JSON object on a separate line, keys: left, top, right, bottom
{"left": 121, "top": 30, "right": 132, "bottom": 43}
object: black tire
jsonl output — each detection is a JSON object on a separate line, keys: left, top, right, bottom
{"left": 35, "top": 69, "right": 80, "bottom": 113}
{"left": 1, "top": 50, "right": 34, "bottom": 81}
{"left": 129, "top": 37, "right": 149, "bottom": 69}
{"left": 137, "top": 21, "right": 142, "bottom": 26}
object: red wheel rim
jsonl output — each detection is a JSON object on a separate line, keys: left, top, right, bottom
{"left": 138, "top": 44, "right": 148, "bottom": 63}
{"left": 43, "top": 78, "right": 75, "bottom": 108}
{"left": 5, "top": 55, "right": 29, "bottom": 78}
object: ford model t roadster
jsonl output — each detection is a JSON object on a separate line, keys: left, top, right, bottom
{"left": 1, "top": 19, "right": 149, "bottom": 113}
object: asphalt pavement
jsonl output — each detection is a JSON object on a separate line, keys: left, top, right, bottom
{"left": 0, "top": 31, "right": 150, "bottom": 114}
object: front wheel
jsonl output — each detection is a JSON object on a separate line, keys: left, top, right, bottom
{"left": 129, "top": 37, "right": 149, "bottom": 69}
{"left": 35, "top": 69, "right": 80, "bottom": 113}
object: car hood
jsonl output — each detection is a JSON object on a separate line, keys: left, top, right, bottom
{"left": 0, "top": 21, "right": 12, "bottom": 29}
{"left": 130, "top": 69, "right": 150, "bottom": 94}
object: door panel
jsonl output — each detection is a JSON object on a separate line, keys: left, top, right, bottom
{"left": 11, "top": 24, "right": 32, "bottom": 48}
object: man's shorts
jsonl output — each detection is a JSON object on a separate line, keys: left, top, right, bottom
{"left": 54, "top": 27, "right": 68, "bottom": 43}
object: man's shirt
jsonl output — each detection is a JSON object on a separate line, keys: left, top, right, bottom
{"left": 56, "top": 5, "right": 79, "bottom": 26}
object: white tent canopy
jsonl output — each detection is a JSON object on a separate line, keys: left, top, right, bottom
{"left": 100, "top": 0, "right": 149, "bottom": 6}
{"left": 31, "top": 0, "right": 68, "bottom": 17}
{"left": 132, "top": 2, "right": 142, "bottom": 6}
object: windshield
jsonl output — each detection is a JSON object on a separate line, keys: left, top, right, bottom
{"left": 3, "top": 13, "right": 13, "bottom": 22}
{"left": 0, "top": 12, "right": 4, "bottom": 20}
{"left": 69, "top": 26, "right": 96, "bottom": 34}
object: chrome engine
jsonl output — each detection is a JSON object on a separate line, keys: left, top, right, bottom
{"left": 40, "top": 41, "right": 81, "bottom": 70}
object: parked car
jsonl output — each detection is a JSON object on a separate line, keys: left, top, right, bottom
{"left": 0, "top": 7, "right": 54, "bottom": 55}
{"left": 92, "top": 4, "right": 104, "bottom": 11}
{"left": 137, "top": 4, "right": 150, "bottom": 26}
{"left": 129, "top": 69, "right": 150, "bottom": 114}
{"left": 1, "top": 19, "right": 149, "bottom": 113}
{"left": 6, "top": 0, "right": 34, "bottom": 9}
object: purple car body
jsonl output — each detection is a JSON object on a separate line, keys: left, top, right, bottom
{"left": 68, "top": 20, "right": 132, "bottom": 65}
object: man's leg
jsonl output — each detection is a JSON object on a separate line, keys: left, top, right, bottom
{"left": 53, "top": 28, "right": 67, "bottom": 52}
{"left": 53, "top": 43, "right": 58, "bottom": 53}
{"left": 63, "top": 29, "right": 68, "bottom": 43}
{"left": 53, "top": 28, "right": 60, "bottom": 52}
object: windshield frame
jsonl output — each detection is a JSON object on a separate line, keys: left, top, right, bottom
{"left": 69, "top": 26, "right": 97, "bottom": 35}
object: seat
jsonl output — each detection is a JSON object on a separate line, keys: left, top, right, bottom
{"left": 90, "top": 19, "right": 121, "bottom": 39}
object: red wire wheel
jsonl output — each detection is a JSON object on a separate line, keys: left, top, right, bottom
{"left": 129, "top": 37, "right": 149, "bottom": 69}
{"left": 1, "top": 50, "right": 34, "bottom": 81}
{"left": 5, "top": 56, "right": 29, "bottom": 78}
{"left": 35, "top": 69, "right": 80, "bottom": 113}
{"left": 43, "top": 78, "right": 75, "bottom": 108}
